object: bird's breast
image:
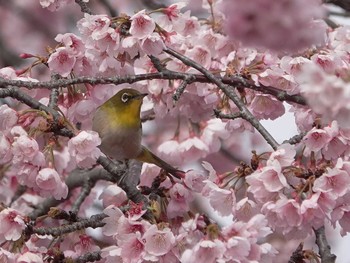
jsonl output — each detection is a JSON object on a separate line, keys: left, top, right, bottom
{"left": 92, "top": 109, "right": 142, "bottom": 160}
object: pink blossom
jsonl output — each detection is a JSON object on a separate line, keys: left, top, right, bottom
{"left": 162, "top": 2, "right": 186, "bottom": 21}
{"left": 297, "top": 64, "right": 350, "bottom": 128}
{"left": 157, "top": 140, "right": 183, "bottom": 167}
{"left": 116, "top": 216, "right": 150, "bottom": 241}
{"left": 249, "top": 94, "right": 285, "bottom": 120}
{"left": 73, "top": 56, "right": 94, "bottom": 76}
{"left": 185, "top": 46, "right": 211, "bottom": 70}
{"left": 246, "top": 165, "right": 289, "bottom": 203}
{"left": 141, "top": 34, "right": 165, "bottom": 56}
{"left": 267, "top": 144, "right": 296, "bottom": 167}
{"left": 12, "top": 135, "right": 40, "bottom": 163}
{"left": 129, "top": 10, "right": 156, "bottom": 39}
{"left": 222, "top": 0, "right": 326, "bottom": 52}
{"left": 99, "top": 184, "right": 127, "bottom": 208}
{"left": 167, "top": 183, "right": 193, "bottom": 218}
{"left": 300, "top": 192, "right": 327, "bottom": 229}
{"left": 173, "top": 10, "right": 200, "bottom": 37}
{"left": 68, "top": 130, "right": 101, "bottom": 168}
{"left": 35, "top": 168, "right": 68, "bottom": 200}
{"left": 15, "top": 150, "right": 46, "bottom": 187}
{"left": 235, "top": 197, "right": 258, "bottom": 221}
{"left": 120, "top": 232, "right": 145, "bottom": 263}
{"left": 102, "top": 205, "right": 124, "bottom": 237}
{"left": 183, "top": 170, "right": 206, "bottom": 192}
{"left": 0, "top": 67, "right": 17, "bottom": 79}
{"left": 181, "top": 240, "right": 225, "bottom": 263}
{"left": 259, "top": 67, "right": 299, "bottom": 95}
{"left": 55, "top": 33, "right": 84, "bottom": 56}
{"left": 247, "top": 160, "right": 289, "bottom": 194}
{"left": 70, "top": 235, "right": 100, "bottom": 257}
{"left": 322, "top": 121, "right": 347, "bottom": 159}
{"left": 262, "top": 197, "right": 303, "bottom": 237}
{"left": 225, "top": 236, "right": 251, "bottom": 260}
{"left": 200, "top": 119, "right": 230, "bottom": 152}
{"left": 16, "top": 252, "right": 43, "bottom": 263}
{"left": 0, "top": 104, "right": 18, "bottom": 131}
{"left": 0, "top": 208, "right": 26, "bottom": 242}
{"left": 313, "top": 167, "right": 350, "bottom": 198}
{"left": 303, "top": 128, "right": 331, "bottom": 153}
{"left": 0, "top": 248, "right": 15, "bottom": 263}
{"left": 101, "top": 246, "right": 123, "bottom": 263}
{"left": 291, "top": 107, "right": 316, "bottom": 132}
{"left": 47, "top": 47, "right": 76, "bottom": 77}
{"left": 206, "top": 181, "right": 236, "bottom": 217}
{"left": 0, "top": 133, "right": 12, "bottom": 164}
{"left": 143, "top": 225, "right": 175, "bottom": 256}
{"left": 77, "top": 14, "right": 111, "bottom": 40}
{"left": 179, "top": 136, "right": 209, "bottom": 163}
{"left": 69, "top": 99, "right": 95, "bottom": 124}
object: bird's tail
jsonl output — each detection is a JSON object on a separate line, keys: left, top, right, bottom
{"left": 136, "top": 146, "right": 185, "bottom": 179}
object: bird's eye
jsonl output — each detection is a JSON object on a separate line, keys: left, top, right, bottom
{"left": 121, "top": 93, "right": 130, "bottom": 103}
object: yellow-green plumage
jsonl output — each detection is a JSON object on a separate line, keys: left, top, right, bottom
{"left": 92, "top": 88, "right": 184, "bottom": 179}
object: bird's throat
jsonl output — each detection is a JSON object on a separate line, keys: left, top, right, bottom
{"left": 103, "top": 101, "right": 141, "bottom": 129}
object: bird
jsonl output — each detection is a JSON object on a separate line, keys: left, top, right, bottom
{"left": 92, "top": 88, "right": 184, "bottom": 179}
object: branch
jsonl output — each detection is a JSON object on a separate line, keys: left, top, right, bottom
{"left": 0, "top": 73, "right": 307, "bottom": 106}
{"left": 288, "top": 243, "right": 304, "bottom": 263}
{"left": 72, "top": 251, "right": 102, "bottom": 263}
{"left": 324, "top": 0, "right": 350, "bottom": 12}
{"left": 314, "top": 226, "right": 336, "bottom": 263}
{"left": 164, "top": 47, "right": 280, "bottom": 150}
{"left": 74, "top": 0, "right": 93, "bottom": 15}
{"left": 33, "top": 213, "right": 106, "bottom": 236}
{"left": 48, "top": 74, "right": 61, "bottom": 109}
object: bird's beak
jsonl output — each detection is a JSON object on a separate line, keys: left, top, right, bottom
{"left": 133, "top": 93, "right": 148, "bottom": 100}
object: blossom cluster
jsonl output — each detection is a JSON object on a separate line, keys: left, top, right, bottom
{"left": 0, "top": 0, "right": 349, "bottom": 262}
{"left": 221, "top": 0, "right": 326, "bottom": 53}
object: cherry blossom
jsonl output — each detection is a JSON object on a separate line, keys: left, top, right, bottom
{"left": 67, "top": 130, "right": 101, "bottom": 168}
{"left": 2, "top": 1, "right": 350, "bottom": 262}
{"left": 143, "top": 225, "right": 175, "bottom": 256}
{"left": 35, "top": 167, "right": 68, "bottom": 200}
{"left": 47, "top": 47, "right": 76, "bottom": 77}
{"left": 130, "top": 10, "right": 156, "bottom": 39}
{"left": 0, "top": 208, "right": 26, "bottom": 242}
{"left": 0, "top": 104, "right": 18, "bottom": 132}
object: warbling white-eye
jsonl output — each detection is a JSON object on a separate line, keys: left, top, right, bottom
{"left": 92, "top": 88, "right": 184, "bottom": 179}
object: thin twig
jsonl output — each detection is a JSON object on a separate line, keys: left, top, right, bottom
{"left": 71, "top": 179, "right": 94, "bottom": 214}
{"left": 173, "top": 75, "right": 196, "bottom": 101}
{"left": 283, "top": 132, "right": 307, "bottom": 145}
{"left": 164, "top": 47, "right": 279, "bottom": 150}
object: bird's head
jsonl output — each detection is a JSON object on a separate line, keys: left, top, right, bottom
{"left": 98, "top": 88, "right": 148, "bottom": 128}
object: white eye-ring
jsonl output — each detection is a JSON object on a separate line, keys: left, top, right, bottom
{"left": 121, "top": 93, "right": 130, "bottom": 103}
